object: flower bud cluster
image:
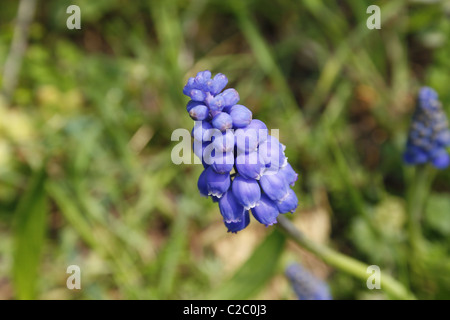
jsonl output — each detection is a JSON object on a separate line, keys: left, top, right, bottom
{"left": 184, "top": 71, "right": 299, "bottom": 233}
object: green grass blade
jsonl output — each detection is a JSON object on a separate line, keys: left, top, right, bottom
{"left": 12, "top": 167, "right": 48, "bottom": 300}
{"left": 157, "top": 209, "right": 189, "bottom": 298}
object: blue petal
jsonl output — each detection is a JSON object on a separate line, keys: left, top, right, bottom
{"left": 251, "top": 194, "right": 279, "bottom": 226}
{"left": 205, "top": 166, "right": 231, "bottom": 198}
{"left": 229, "top": 104, "right": 252, "bottom": 128}
{"left": 209, "top": 73, "right": 228, "bottom": 95}
{"left": 212, "top": 130, "right": 235, "bottom": 153}
{"left": 279, "top": 163, "right": 298, "bottom": 187}
{"left": 436, "top": 130, "right": 450, "bottom": 147}
{"left": 276, "top": 189, "right": 298, "bottom": 213}
{"left": 197, "top": 70, "right": 211, "bottom": 79}
{"left": 188, "top": 104, "right": 209, "bottom": 121}
{"left": 431, "top": 150, "right": 450, "bottom": 169}
{"left": 224, "top": 210, "right": 250, "bottom": 233}
{"left": 190, "top": 89, "right": 206, "bottom": 102}
{"left": 212, "top": 112, "right": 233, "bottom": 131}
{"left": 186, "top": 100, "right": 203, "bottom": 113}
{"left": 219, "top": 191, "right": 245, "bottom": 223}
{"left": 258, "top": 136, "right": 286, "bottom": 172}
{"left": 235, "top": 127, "right": 259, "bottom": 154}
{"left": 192, "top": 121, "right": 214, "bottom": 142}
{"left": 232, "top": 175, "right": 261, "bottom": 210}
{"left": 219, "top": 88, "right": 240, "bottom": 108}
{"left": 193, "top": 140, "right": 210, "bottom": 162}
{"left": 235, "top": 151, "right": 265, "bottom": 180}
{"left": 208, "top": 95, "right": 225, "bottom": 112}
{"left": 403, "top": 145, "right": 428, "bottom": 165}
{"left": 211, "top": 151, "right": 235, "bottom": 174}
{"left": 193, "top": 70, "right": 211, "bottom": 91}
{"left": 183, "top": 77, "right": 195, "bottom": 96}
{"left": 418, "top": 87, "right": 439, "bottom": 110}
{"left": 197, "top": 169, "right": 209, "bottom": 197}
{"left": 259, "top": 171, "right": 289, "bottom": 201}
{"left": 246, "top": 119, "right": 268, "bottom": 143}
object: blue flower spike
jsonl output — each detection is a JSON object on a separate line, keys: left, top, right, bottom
{"left": 285, "top": 263, "right": 332, "bottom": 300}
{"left": 404, "top": 87, "right": 450, "bottom": 169}
{"left": 184, "top": 70, "right": 300, "bottom": 233}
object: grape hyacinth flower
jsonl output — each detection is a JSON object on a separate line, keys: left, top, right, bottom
{"left": 403, "top": 87, "right": 450, "bottom": 169}
{"left": 285, "top": 263, "right": 332, "bottom": 300}
{"left": 184, "top": 70, "right": 299, "bottom": 233}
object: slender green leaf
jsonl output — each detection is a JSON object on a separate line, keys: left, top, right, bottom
{"left": 12, "top": 167, "right": 48, "bottom": 300}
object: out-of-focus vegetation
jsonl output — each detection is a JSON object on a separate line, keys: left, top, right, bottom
{"left": 0, "top": 0, "right": 449, "bottom": 300}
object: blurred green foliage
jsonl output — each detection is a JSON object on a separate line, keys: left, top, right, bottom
{"left": 0, "top": 0, "right": 449, "bottom": 300}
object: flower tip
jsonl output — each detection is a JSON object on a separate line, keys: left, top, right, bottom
{"left": 244, "top": 203, "right": 257, "bottom": 210}
{"left": 208, "top": 191, "right": 223, "bottom": 198}
{"left": 265, "top": 221, "right": 278, "bottom": 227}
{"left": 432, "top": 153, "right": 450, "bottom": 169}
{"left": 223, "top": 217, "right": 242, "bottom": 224}
{"left": 419, "top": 86, "right": 438, "bottom": 97}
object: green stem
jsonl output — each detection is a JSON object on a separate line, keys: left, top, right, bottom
{"left": 406, "top": 164, "right": 435, "bottom": 252}
{"left": 276, "top": 215, "right": 416, "bottom": 300}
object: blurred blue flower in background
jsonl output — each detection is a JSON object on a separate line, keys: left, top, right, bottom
{"left": 285, "top": 263, "right": 332, "bottom": 300}
{"left": 403, "top": 87, "right": 450, "bottom": 169}
{"left": 184, "top": 71, "right": 299, "bottom": 233}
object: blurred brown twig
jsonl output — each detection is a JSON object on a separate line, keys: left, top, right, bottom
{"left": 1, "top": 0, "right": 37, "bottom": 104}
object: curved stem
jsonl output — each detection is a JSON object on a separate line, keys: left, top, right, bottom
{"left": 276, "top": 215, "right": 416, "bottom": 300}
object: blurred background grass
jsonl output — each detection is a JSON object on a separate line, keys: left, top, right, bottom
{"left": 0, "top": 0, "right": 449, "bottom": 300}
